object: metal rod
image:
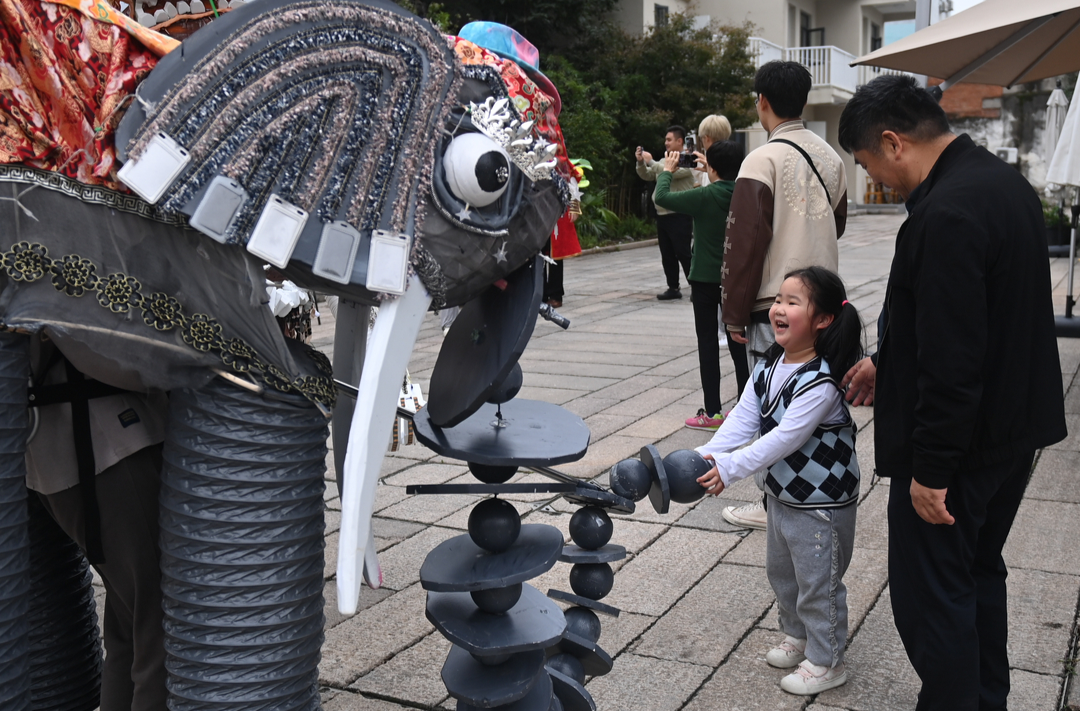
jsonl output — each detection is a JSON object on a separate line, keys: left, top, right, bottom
{"left": 1069, "top": 196, "right": 1079, "bottom": 319}
{"left": 526, "top": 465, "right": 604, "bottom": 491}
{"left": 1006, "top": 14, "right": 1080, "bottom": 87}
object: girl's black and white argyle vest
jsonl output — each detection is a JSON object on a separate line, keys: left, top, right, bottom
{"left": 754, "top": 356, "right": 860, "bottom": 509}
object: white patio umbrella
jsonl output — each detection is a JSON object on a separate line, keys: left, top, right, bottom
{"left": 1045, "top": 84, "right": 1070, "bottom": 161}
{"left": 1047, "top": 87, "right": 1080, "bottom": 331}
{"left": 852, "top": 0, "right": 1080, "bottom": 91}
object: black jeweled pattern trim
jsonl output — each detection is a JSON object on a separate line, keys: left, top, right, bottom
{"left": 0, "top": 240, "right": 335, "bottom": 409}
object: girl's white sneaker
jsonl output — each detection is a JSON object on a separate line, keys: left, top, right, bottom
{"left": 780, "top": 660, "right": 847, "bottom": 695}
{"left": 765, "top": 636, "right": 807, "bottom": 668}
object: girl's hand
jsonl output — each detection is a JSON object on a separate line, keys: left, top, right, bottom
{"left": 697, "top": 454, "right": 725, "bottom": 495}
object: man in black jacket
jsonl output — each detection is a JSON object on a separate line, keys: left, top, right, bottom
{"left": 838, "top": 76, "right": 1067, "bottom": 710}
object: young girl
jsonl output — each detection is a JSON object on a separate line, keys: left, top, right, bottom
{"left": 695, "top": 266, "right": 862, "bottom": 696}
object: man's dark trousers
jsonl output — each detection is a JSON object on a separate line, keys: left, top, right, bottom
{"left": 888, "top": 450, "right": 1035, "bottom": 711}
{"left": 656, "top": 213, "right": 692, "bottom": 291}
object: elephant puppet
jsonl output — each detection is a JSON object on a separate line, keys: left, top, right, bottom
{"left": 0, "top": 1, "right": 568, "bottom": 708}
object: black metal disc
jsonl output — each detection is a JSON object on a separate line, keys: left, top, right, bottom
{"left": 558, "top": 544, "right": 626, "bottom": 565}
{"left": 562, "top": 486, "right": 634, "bottom": 515}
{"left": 546, "top": 590, "right": 620, "bottom": 618}
{"left": 413, "top": 400, "right": 590, "bottom": 467}
{"left": 456, "top": 670, "right": 553, "bottom": 711}
{"left": 442, "top": 645, "right": 545, "bottom": 707}
{"left": 427, "top": 584, "right": 566, "bottom": 656}
{"left": 420, "top": 524, "right": 564, "bottom": 592}
{"left": 428, "top": 257, "right": 542, "bottom": 428}
{"left": 406, "top": 483, "right": 576, "bottom": 495}
{"left": 548, "top": 669, "right": 597, "bottom": 711}
{"left": 547, "top": 632, "right": 613, "bottom": 677}
{"left": 640, "top": 445, "right": 670, "bottom": 515}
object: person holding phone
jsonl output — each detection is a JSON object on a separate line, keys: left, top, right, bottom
{"left": 635, "top": 126, "right": 696, "bottom": 300}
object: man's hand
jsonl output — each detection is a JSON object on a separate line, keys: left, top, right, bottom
{"left": 729, "top": 329, "right": 748, "bottom": 344}
{"left": 663, "top": 151, "right": 680, "bottom": 173}
{"left": 841, "top": 356, "right": 876, "bottom": 406}
{"left": 641, "top": 150, "right": 653, "bottom": 163}
{"left": 910, "top": 479, "right": 954, "bottom": 525}
{"left": 696, "top": 454, "right": 725, "bottom": 495}
{"left": 635, "top": 146, "right": 644, "bottom": 162}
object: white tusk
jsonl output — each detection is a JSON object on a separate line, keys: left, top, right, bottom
{"left": 336, "top": 273, "right": 432, "bottom": 614}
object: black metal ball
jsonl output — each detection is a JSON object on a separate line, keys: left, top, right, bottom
{"left": 568, "top": 506, "right": 613, "bottom": 550}
{"left": 470, "top": 583, "right": 522, "bottom": 614}
{"left": 568, "top": 563, "right": 614, "bottom": 600}
{"left": 486, "top": 362, "right": 523, "bottom": 404}
{"left": 468, "top": 461, "right": 517, "bottom": 484}
{"left": 662, "top": 449, "right": 712, "bottom": 504}
{"left": 468, "top": 498, "right": 521, "bottom": 553}
{"left": 608, "top": 458, "right": 651, "bottom": 502}
{"left": 547, "top": 653, "right": 586, "bottom": 685}
{"left": 563, "top": 606, "right": 602, "bottom": 644}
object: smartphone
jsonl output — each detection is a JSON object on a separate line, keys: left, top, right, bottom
{"left": 677, "top": 152, "right": 697, "bottom": 169}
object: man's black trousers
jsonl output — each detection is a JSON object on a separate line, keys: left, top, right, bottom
{"left": 888, "top": 449, "right": 1035, "bottom": 711}
{"left": 655, "top": 213, "right": 692, "bottom": 291}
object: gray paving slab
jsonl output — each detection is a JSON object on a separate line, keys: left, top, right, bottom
{"left": 349, "top": 632, "right": 450, "bottom": 707}
{"left": 323, "top": 691, "right": 422, "bottom": 710}
{"left": 1027, "top": 449, "right": 1080, "bottom": 504}
{"left": 375, "top": 525, "right": 460, "bottom": 591}
{"left": 604, "top": 527, "right": 737, "bottom": 616}
{"left": 585, "top": 652, "right": 712, "bottom": 711}
{"left": 1004, "top": 499, "right": 1080, "bottom": 575}
{"left": 380, "top": 462, "right": 470, "bottom": 487}
{"left": 679, "top": 628, "right": 811, "bottom": 711}
{"left": 634, "top": 563, "right": 776, "bottom": 666}
{"left": 1005, "top": 568, "right": 1080, "bottom": 675}
{"left": 320, "top": 584, "right": 432, "bottom": 687}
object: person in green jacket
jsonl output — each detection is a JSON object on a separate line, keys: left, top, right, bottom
{"left": 654, "top": 141, "right": 744, "bottom": 430}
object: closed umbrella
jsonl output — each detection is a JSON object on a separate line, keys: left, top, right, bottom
{"left": 1046, "top": 85, "right": 1080, "bottom": 333}
{"left": 852, "top": 0, "right": 1080, "bottom": 91}
{"left": 1045, "top": 84, "right": 1070, "bottom": 161}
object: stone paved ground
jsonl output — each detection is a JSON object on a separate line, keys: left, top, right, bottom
{"left": 301, "top": 213, "right": 1080, "bottom": 710}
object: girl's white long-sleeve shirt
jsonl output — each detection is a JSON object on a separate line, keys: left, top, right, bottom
{"left": 696, "top": 358, "right": 848, "bottom": 488}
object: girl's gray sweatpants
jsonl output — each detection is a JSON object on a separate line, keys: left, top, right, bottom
{"left": 766, "top": 498, "right": 857, "bottom": 669}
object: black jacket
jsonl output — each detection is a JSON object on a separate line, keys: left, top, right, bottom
{"left": 874, "top": 134, "right": 1066, "bottom": 488}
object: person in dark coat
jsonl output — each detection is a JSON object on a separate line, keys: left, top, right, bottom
{"left": 837, "top": 75, "right": 1067, "bottom": 711}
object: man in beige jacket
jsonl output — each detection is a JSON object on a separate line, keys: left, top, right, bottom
{"left": 636, "top": 126, "right": 697, "bottom": 300}
{"left": 720, "top": 60, "right": 848, "bottom": 529}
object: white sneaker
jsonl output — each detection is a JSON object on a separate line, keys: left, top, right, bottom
{"left": 721, "top": 500, "right": 767, "bottom": 530}
{"left": 780, "top": 660, "right": 847, "bottom": 695}
{"left": 765, "top": 636, "right": 806, "bottom": 668}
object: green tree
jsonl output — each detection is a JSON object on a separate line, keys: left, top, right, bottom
{"left": 401, "top": 0, "right": 618, "bottom": 57}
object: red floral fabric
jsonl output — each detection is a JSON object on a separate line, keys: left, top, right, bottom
{"left": 450, "top": 36, "right": 573, "bottom": 182}
{"left": 0, "top": 0, "right": 157, "bottom": 189}
{"left": 450, "top": 36, "right": 580, "bottom": 258}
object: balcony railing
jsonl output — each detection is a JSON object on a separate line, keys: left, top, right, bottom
{"left": 749, "top": 37, "right": 911, "bottom": 94}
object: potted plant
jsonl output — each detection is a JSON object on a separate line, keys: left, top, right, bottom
{"left": 1044, "top": 200, "right": 1071, "bottom": 246}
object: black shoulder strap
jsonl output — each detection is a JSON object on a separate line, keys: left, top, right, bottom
{"left": 771, "top": 138, "right": 832, "bottom": 208}
{"left": 63, "top": 358, "right": 105, "bottom": 564}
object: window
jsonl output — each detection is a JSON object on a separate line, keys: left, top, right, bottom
{"left": 800, "top": 12, "right": 824, "bottom": 46}
{"left": 871, "top": 23, "right": 882, "bottom": 51}
{"left": 654, "top": 4, "right": 669, "bottom": 27}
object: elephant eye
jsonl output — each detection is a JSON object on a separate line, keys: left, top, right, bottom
{"left": 442, "top": 132, "right": 510, "bottom": 207}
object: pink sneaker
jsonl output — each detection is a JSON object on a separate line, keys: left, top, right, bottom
{"left": 685, "top": 409, "right": 724, "bottom": 431}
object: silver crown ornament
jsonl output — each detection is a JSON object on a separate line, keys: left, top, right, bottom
{"left": 467, "top": 97, "right": 559, "bottom": 183}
